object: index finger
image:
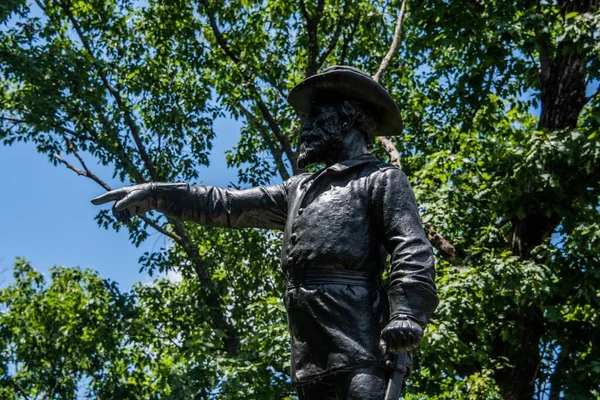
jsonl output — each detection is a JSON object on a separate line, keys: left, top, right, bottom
{"left": 91, "top": 188, "right": 128, "bottom": 205}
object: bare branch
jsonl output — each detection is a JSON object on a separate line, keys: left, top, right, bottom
{"left": 66, "top": 140, "right": 112, "bottom": 189}
{"left": 373, "top": 0, "right": 408, "bottom": 83}
{"left": 371, "top": 0, "right": 409, "bottom": 169}
{"left": 56, "top": 136, "right": 183, "bottom": 243}
{"left": 369, "top": 1, "right": 459, "bottom": 260}
{"left": 55, "top": 153, "right": 87, "bottom": 176}
{"left": 377, "top": 136, "right": 401, "bottom": 167}
{"left": 55, "top": 3, "right": 211, "bottom": 277}
{"left": 54, "top": 155, "right": 182, "bottom": 242}
{"left": 426, "top": 227, "right": 457, "bottom": 263}
{"left": 1, "top": 116, "right": 30, "bottom": 125}
{"left": 0, "top": 116, "right": 93, "bottom": 141}
{"left": 141, "top": 216, "right": 182, "bottom": 243}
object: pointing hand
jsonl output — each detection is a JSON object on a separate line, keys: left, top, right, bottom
{"left": 91, "top": 183, "right": 158, "bottom": 223}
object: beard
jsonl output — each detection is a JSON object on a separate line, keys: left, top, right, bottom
{"left": 297, "top": 129, "right": 344, "bottom": 169}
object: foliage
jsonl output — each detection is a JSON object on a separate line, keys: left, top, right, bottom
{"left": 1, "top": 0, "right": 599, "bottom": 399}
{"left": 0, "top": 258, "right": 291, "bottom": 399}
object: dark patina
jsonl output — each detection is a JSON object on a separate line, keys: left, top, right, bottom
{"left": 92, "top": 66, "right": 438, "bottom": 399}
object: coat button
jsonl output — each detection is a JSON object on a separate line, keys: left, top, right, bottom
{"left": 290, "top": 233, "right": 298, "bottom": 244}
{"left": 297, "top": 208, "right": 304, "bottom": 215}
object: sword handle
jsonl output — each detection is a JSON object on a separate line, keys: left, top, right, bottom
{"left": 385, "top": 352, "right": 408, "bottom": 400}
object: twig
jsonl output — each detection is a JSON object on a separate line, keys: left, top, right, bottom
{"left": 0, "top": 116, "right": 94, "bottom": 141}
{"left": 339, "top": 11, "right": 361, "bottom": 65}
{"left": 54, "top": 144, "right": 182, "bottom": 243}
{"left": 56, "top": 1, "right": 215, "bottom": 284}
{"left": 8, "top": 379, "right": 30, "bottom": 400}
{"left": 0, "top": 116, "right": 29, "bottom": 125}
{"left": 371, "top": 0, "right": 408, "bottom": 170}
{"left": 55, "top": 153, "right": 111, "bottom": 191}
{"left": 300, "top": 0, "right": 326, "bottom": 77}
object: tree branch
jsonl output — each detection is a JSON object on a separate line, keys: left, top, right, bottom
{"left": 339, "top": 12, "right": 361, "bottom": 65}
{"left": 298, "top": 0, "right": 309, "bottom": 24}
{"left": 300, "top": 0, "right": 326, "bottom": 77}
{"left": 39, "top": 2, "right": 238, "bottom": 353}
{"left": 56, "top": 2, "right": 217, "bottom": 284}
{"left": 378, "top": 136, "right": 402, "bottom": 167}
{"left": 0, "top": 116, "right": 93, "bottom": 141}
{"left": 55, "top": 153, "right": 93, "bottom": 180}
{"left": 369, "top": 0, "right": 459, "bottom": 261}
{"left": 373, "top": 0, "right": 408, "bottom": 83}
{"left": 315, "top": 0, "right": 351, "bottom": 69}
{"left": 141, "top": 217, "right": 182, "bottom": 243}
{"left": 8, "top": 378, "right": 30, "bottom": 400}
{"left": 426, "top": 227, "right": 457, "bottom": 263}
{"left": 58, "top": 0, "right": 160, "bottom": 182}
{"left": 371, "top": 0, "right": 409, "bottom": 169}
{"left": 199, "top": 0, "right": 297, "bottom": 173}
{"left": 54, "top": 138, "right": 183, "bottom": 243}
{"left": 238, "top": 103, "right": 290, "bottom": 181}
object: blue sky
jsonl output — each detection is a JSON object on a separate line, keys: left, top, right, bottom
{"left": 0, "top": 117, "right": 244, "bottom": 290}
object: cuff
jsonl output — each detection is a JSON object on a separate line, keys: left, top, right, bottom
{"left": 388, "top": 284, "right": 439, "bottom": 328}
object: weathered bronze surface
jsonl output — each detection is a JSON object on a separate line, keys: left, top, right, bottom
{"left": 92, "top": 66, "right": 438, "bottom": 399}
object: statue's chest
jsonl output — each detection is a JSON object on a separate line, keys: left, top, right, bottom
{"left": 281, "top": 172, "right": 376, "bottom": 269}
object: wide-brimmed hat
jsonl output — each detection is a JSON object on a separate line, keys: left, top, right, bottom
{"left": 287, "top": 65, "right": 403, "bottom": 137}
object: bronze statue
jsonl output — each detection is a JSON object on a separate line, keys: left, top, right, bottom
{"left": 92, "top": 66, "right": 438, "bottom": 399}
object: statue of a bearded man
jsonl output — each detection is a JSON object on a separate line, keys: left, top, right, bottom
{"left": 92, "top": 66, "right": 439, "bottom": 399}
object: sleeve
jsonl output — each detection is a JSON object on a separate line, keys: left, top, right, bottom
{"left": 372, "top": 167, "right": 439, "bottom": 327}
{"left": 154, "top": 182, "right": 289, "bottom": 230}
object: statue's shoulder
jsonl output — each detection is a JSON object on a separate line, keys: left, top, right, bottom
{"left": 369, "top": 161, "right": 405, "bottom": 179}
{"left": 373, "top": 161, "right": 399, "bottom": 172}
{"left": 368, "top": 162, "right": 409, "bottom": 188}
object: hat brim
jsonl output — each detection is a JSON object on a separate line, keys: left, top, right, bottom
{"left": 287, "top": 69, "right": 403, "bottom": 137}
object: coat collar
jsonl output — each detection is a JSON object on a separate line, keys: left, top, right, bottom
{"left": 326, "top": 152, "right": 379, "bottom": 172}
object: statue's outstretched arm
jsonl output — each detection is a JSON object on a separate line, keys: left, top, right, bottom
{"left": 91, "top": 182, "right": 288, "bottom": 230}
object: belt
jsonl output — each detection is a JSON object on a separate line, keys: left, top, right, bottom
{"left": 286, "top": 269, "right": 377, "bottom": 289}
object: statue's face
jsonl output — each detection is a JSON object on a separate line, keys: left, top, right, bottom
{"left": 297, "top": 103, "right": 344, "bottom": 169}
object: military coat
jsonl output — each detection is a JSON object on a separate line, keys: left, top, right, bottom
{"left": 166, "top": 153, "right": 438, "bottom": 385}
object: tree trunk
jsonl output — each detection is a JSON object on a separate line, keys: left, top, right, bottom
{"left": 494, "top": 308, "right": 544, "bottom": 400}
{"left": 495, "top": 1, "right": 594, "bottom": 398}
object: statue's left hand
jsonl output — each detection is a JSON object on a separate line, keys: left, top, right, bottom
{"left": 91, "top": 183, "right": 157, "bottom": 223}
{"left": 381, "top": 317, "right": 424, "bottom": 354}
